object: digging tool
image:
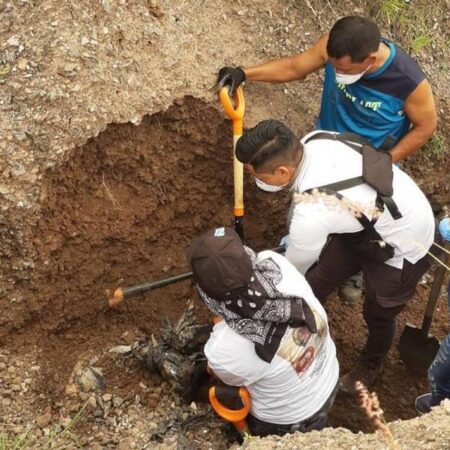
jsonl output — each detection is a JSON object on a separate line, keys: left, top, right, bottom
{"left": 106, "top": 244, "right": 285, "bottom": 307}
{"left": 398, "top": 242, "right": 450, "bottom": 376}
{"left": 219, "top": 86, "right": 245, "bottom": 240}
{"left": 209, "top": 385, "right": 251, "bottom": 439}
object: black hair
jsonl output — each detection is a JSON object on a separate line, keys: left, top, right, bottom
{"left": 235, "top": 120, "right": 301, "bottom": 173}
{"left": 327, "top": 16, "right": 381, "bottom": 63}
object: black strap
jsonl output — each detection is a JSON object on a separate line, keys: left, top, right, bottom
{"left": 304, "top": 131, "right": 403, "bottom": 221}
{"left": 315, "top": 176, "right": 364, "bottom": 193}
{"left": 380, "top": 195, "right": 403, "bottom": 220}
{"left": 304, "top": 187, "right": 381, "bottom": 239}
{"left": 304, "top": 131, "right": 366, "bottom": 153}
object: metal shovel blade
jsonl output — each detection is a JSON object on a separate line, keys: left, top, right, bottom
{"left": 398, "top": 325, "right": 440, "bottom": 376}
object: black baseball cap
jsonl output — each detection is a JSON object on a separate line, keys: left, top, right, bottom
{"left": 187, "top": 227, "right": 253, "bottom": 298}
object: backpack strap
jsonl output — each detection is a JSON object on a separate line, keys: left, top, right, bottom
{"left": 304, "top": 187, "right": 386, "bottom": 244}
{"left": 303, "top": 132, "right": 403, "bottom": 220}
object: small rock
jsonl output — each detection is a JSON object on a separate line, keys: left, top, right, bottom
{"left": 60, "top": 416, "right": 72, "bottom": 428}
{"left": 2, "top": 398, "right": 11, "bottom": 407}
{"left": 102, "top": 393, "right": 112, "bottom": 402}
{"left": 36, "top": 412, "right": 52, "bottom": 428}
{"left": 76, "top": 367, "right": 106, "bottom": 393}
{"left": 7, "top": 36, "right": 20, "bottom": 47}
{"left": 112, "top": 396, "right": 124, "bottom": 408}
{"left": 17, "top": 58, "right": 28, "bottom": 70}
{"left": 88, "top": 396, "right": 97, "bottom": 409}
{"left": 81, "top": 37, "right": 90, "bottom": 45}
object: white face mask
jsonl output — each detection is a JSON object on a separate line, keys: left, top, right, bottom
{"left": 255, "top": 177, "right": 287, "bottom": 192}
{"left": 335, "top": 65, "right": 371, "bottom": 85}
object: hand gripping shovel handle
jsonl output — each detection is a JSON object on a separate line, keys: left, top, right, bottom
{"left": 219, "top": 86, "right": 245, "bottom": 240}
{"left": 421, "top": 241, "right": 450, "bottom": 337}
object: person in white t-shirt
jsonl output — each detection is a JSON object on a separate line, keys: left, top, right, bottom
{"left": 235, "top": 119, "right": 434, "bottom": 394}
{"left": 187, "top": 227, "right": 339, "bottom": 437}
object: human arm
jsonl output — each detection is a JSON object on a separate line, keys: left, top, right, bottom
{"left": 244, "top": 35, "right": 328, "bottom": 83}
{"left": 389, "top": 80, "right": 437, "bottom": 162}
{"left": 285, "top": 208, "right": 331, "bottom": 274}
{"left": 217, "top": 35, "right": 328, "bottom": 91}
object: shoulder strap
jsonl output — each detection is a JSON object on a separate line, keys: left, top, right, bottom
{"left": 304, "top": 187, "right": 382, "bottom": 239}
{"left": 303, "top": 132, "right": 403, "bottom": 220}
{"left": 304, "top": 131, "right": 368, "bottom": 154}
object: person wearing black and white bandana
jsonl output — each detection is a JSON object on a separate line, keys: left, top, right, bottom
{"left": 187, "top": 227, "right": 339, "bottom": 437}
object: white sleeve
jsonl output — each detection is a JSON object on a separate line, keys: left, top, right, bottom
{"left": 286, "top": 206, "right": 330, "bottom": 274}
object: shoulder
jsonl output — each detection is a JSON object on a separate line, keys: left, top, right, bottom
{"left": 362, "top": 41, "right": 426, "bottom": 101}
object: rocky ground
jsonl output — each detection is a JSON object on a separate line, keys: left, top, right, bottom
{"left": 1, "top": 0, "right": 449, "bottom": 449}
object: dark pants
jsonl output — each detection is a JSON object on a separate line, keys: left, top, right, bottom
{"left": 428, "top": 280, "right": 450, "bottom": 405}
{"left": 246, "top": 381, "right": 339, "bottom": 437}
{"left": 305, "top": 236, "right": 429, "bottom": 368}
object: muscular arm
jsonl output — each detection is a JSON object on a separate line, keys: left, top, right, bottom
{"left": 389, "top": 80, "right": 437, "bottom": 162}
{"left": 244, "top": 35, "right": 329, "bottom": 83}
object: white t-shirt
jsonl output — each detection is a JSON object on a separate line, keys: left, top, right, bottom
{"left": 286, "top": 130, "right": 435, "bottom": 274}
{"left": 204, "top": 251, "right": 339, "bottom": 425}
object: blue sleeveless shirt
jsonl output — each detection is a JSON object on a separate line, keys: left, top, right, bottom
{"left": 316, "top": 40, "right": 425, "bottom": 148}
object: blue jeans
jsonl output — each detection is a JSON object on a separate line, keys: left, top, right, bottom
{"left": 428, "top": 280, "right": 450, "bottom": 405}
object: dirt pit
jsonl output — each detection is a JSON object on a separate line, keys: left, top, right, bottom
{"left": 1, "top": 96, "right": 449, "bottom": 448}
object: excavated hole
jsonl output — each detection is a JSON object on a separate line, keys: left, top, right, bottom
{"left": 4, "top": 96, "right": 448, "bottom": 442}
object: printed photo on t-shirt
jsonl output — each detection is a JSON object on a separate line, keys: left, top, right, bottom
{"left": 276, "top": 309, "right": 328, "bottom": 377}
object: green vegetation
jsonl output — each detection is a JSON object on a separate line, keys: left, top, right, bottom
{"left": 376, "top": 0, "right": 435, "bottom": 54}
{"left": 0, "top": 401, "right": 87, "bottom": 450}
{"left": 420, "top": 133, "right": 448, "bottom": 161}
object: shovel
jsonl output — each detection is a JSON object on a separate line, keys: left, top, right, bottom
{"left": 398, "top": 243, "right": 449, "bottom": 376}
{"left": 219, "top": 86, "right": 245, "bottom": 240}
{"left": 106, "top": 244, "right": 285, "bottom": 307}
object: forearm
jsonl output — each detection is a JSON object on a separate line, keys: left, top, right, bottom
{"left": 244, "top": 57, "right": 306, "bottom": 83}
{"left": 389, "top": 125, "right": 436, "bottom": 163}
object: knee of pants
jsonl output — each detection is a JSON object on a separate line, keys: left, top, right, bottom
{"left": 363, "top": 299, "right": 403, "bottom": 325}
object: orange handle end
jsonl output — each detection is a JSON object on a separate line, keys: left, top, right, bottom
{"left": 209, "top": 386, "right": 251, "bottom": 423}
{"left": 106, "top": 287, "right": 125, "bottom": 308}
{"left": 219, "top": 86, "right": 245, "bottom": 121}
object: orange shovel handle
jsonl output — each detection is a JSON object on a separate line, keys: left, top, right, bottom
{"left": 219, "top": 86, "right": 245, "bottom": 135}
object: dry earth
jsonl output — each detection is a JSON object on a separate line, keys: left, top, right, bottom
{"left": 1, "top": 0, "right": 449, "bottom": 449}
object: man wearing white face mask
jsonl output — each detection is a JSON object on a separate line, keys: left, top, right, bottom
{"left": 218, "top": 15, "right": 436, "bottom": 305}
{"left": 217, "top": 15, "right": 436, "bottom": 163}
{"left": 235, "top": 119, "right": 435, "bottom": 395}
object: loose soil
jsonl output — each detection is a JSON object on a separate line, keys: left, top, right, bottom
{"left": 0, "top": 97, "right": 448, "bottom": 449}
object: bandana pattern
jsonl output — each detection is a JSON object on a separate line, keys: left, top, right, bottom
{"left": 198, "top": 247, "right": 316, "bottom": 362}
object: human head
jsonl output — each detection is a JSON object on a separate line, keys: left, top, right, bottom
{"left": 187, "top": 227, "right": 253, "bottom": 299}
{"left": 327, "top": 16, "right": 381, "bottom": 76}
{"left": 235, "top": 120, "right": 302, "bottom": 190}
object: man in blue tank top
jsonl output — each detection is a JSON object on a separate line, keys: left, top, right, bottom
{"left": 217, "top": 16, "right": 437, "bottom": 162}
{"left": 217, "top": 16, "right": 437, "bottom": 305}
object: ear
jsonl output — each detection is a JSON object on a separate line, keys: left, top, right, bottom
{"left": 274, "top": 166, "right": 291, "bottom": 179}
{"left": 367, "top": 54, "right": 377, "bottom": 65}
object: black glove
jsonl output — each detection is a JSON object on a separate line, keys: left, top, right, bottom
{"left": 217, "top": 66, "right": 246, "bottom": 94}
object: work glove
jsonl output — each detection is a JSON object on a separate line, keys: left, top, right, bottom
{"left": 217, "top": 66, "right": 246, "bottom": 94}
{"left": 439, "top": 218, "right": 450, "bottom": 242}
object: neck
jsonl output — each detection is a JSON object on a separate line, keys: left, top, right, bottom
{"left": 370, "top": 42, "right": 391, "bottom": 72}
{"left": 286, "top": 149, "right": 305, "bottom": 189}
